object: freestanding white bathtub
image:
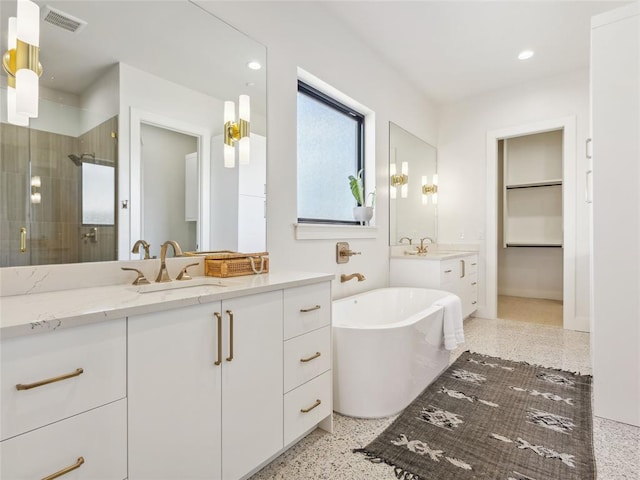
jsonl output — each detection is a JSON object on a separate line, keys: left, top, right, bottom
{"left": 332, "top": 287, "right": 451, "bottom": 418}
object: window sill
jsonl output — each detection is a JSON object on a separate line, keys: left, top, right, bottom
{"left": 294, "top": 223, "right": 378, "bottom": 240}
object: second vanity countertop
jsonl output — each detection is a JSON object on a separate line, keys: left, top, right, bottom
{"left": 390, "top": 246, "right": 477, "bottom": 260}
{"left": 0, "top": 270, "right": 334, "bottom": 339}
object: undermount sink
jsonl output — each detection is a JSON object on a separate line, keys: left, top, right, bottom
{"left": 132, "top": 277, "right": 228, "bottom": 294}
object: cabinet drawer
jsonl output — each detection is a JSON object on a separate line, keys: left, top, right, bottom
{"left": 463, "top": 255, "right": 478, "bottom": 276}
{"left": 440, "top": 259, "right": 457, "bottom": 284}
{"left": 284, "top": 370, "right": 332, "bottom": 446}
{"left": 0, "top": 399, "right": 127, "bottom": 480}
{"left": 1, "top": 319, "right": 126, "bottom": 441}
{"left": 284, "top": 326, "right": 331, "bottom": 393}
{"left": 284, "top": 282, "right": 331, "bottom": 340}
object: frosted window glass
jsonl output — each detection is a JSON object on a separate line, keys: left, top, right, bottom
{"left": 297, "top": 90, "right": 361, "bottom": 222}
{"left": 82, "top": 163, "right": 115, "bottom": 225}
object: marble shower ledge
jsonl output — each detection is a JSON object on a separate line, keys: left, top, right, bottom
{"left": 0, "top": 271, "right": 334, "bottom": 339}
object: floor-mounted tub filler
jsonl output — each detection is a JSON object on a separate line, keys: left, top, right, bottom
{"left": 332, "top": 287, "right": 462, "bottom": 418}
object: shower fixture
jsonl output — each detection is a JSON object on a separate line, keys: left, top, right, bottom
{"left": 68, "top": 152, "right": 113, "bottom": 166}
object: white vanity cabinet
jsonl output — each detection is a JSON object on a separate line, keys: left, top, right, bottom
{"left": 127, "top": 290, "right": 283, "bottom": 480}
{"left": 390, "top": 253, "right": 479, "bottom": 318}
{"left": 0, "top": 319, "right": 127, "bottom": 479}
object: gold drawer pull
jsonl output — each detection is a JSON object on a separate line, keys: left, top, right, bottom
{"left": 444, "top": 269, "right": 452, "bottom": 273}
{"left": 472, "top": 301, "right": 478, "bottom": 305}
{"left": 300, "top": 352, "right": 321, "bottom": 363}
{"left": 16, "top": 368, "right": 84, "bottom": 391}
{"left": 42, "top": 456, "right": 84, "bottom": 480}
{"left": 300, "top": 399, "right": 321, "bottom": 413}
{"left": 472, "top": 263, "right": 477, "bottom": 266}
{"left": 226, "top": 310, "right": 234, "bottom": 362}
{"left": 471, "top": 282, "right": 477, "bottom": 286}
{"left": 300, "top": 305, "right": 321, "bottom": 313}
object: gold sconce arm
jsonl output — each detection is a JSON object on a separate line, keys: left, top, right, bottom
{"left": 390, "top": 173, "right": 408, "bottom": 187}
{"left": 422, "top": 184, "right": 438, "bottom": 195}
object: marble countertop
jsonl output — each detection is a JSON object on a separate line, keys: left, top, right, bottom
{"left": 390, "top": 249, "right": 477, "bottom": 260}
{"left": 0, "top": 271, "right": 334, "bottom": 339}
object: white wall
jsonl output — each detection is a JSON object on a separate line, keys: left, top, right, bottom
{"left": 438, "top": 69, "right": 591, "bottom": 327}
{"left": 201, "top": 2, "right": 438, "bottom": 298}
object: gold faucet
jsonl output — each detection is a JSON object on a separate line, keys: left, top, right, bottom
{"left": 399, "top": 236, "right": 412, "bottom": 245}
{"left": 132, "top": 239, "right": 151, "bottom": 259}
{"left": 155, "top": 240, "right": 183, "bottom": 282}
{"left": 416, "top": 237, "right": 432, "bottom": 255}
{"left": 340, "top": 273, "right": 366, "bottom": 283}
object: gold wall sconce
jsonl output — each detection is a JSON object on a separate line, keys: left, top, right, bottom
{"left": 3, "top": 0, "right": 43, "bottom": 126}
{"left": 224, "top": 94, "right": 250, "bottom": 168}
{"left": 390, "top": 161, "right": 408, "bottom": 199}
{"left": 421, "top": 174, "right": 438, "bottom": 205}
{"left": 30, "top": 175, "right": 41, "bottom": 203}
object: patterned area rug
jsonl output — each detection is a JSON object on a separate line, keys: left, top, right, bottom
{"left": 355, "top": 351, "right": 595, "bottom": 480}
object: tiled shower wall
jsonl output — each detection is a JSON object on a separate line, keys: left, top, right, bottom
{"left": 0, "top": 116, "right": 117, "bottom": 267}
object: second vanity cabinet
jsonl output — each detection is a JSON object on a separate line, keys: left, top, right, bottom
{"left": 390, "top": 253, "right": 479, "bottom": 318}
{"left": 128, "top": 291, "right": 283, "bottom": 480}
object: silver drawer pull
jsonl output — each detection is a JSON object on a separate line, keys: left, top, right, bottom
{"left": 16, "top": 368, "right": 84, "bottom": 391}
{"left": 300, "top": 305, "right": 321, "bottom": 313}
{"left": 42, "top": 456, "right": 85, "bottom": 480}
{"left": 300, "top": 399, "right": 321, "bottom": 413}
{"left": 300, "top": 352, "right": 321, "bottom": 363}
{"left": 444, "top": 269, "right": 452, "bottom": 273}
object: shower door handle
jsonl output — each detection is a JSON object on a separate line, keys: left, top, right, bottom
{"left": 20, "top": 227, "right": 27, "bottom": 253}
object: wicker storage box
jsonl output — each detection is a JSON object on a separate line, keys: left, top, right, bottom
{"left": 185, "top": 251, "right": 269, "bottom": 278}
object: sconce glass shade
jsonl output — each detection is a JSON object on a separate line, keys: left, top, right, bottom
{"left": 224, "top": 100, "right": 235, "bottom": 124}
{"left": 7, "top": 86, "right": 29, "bottom": 126}
{"left": 239, "top": 95, "right": 250, "bottom": 121}
{"left": 31, "top": 175, "right": 41, "bottom": 187}
{"left": 224, "top": 144, "right": 235, "bottom": 168}
{"left": 239, "top": 137, "right": 250, "bottom": 165}
{"left": 17, "top": 0, "right": 40, "bottom": 47}
{"left": 30, "top": 192, "right": 41, "bottom": 204}
{"left": 15, "top": 68, "right": 38, "bottom": 117}
{"left": 422, "top": 175, "right": 428, "bottom": 205}
{"left": 390, "top": 163, "right": 397, "bottom": 199}
{"left": 224, "top": 101, "right": 235, "bottom": 168}
{"left": 432, "top": 174, "right": 438, "bottom": 204}
{"left": 401, "top": 161, "right": 408, "bottom": 198}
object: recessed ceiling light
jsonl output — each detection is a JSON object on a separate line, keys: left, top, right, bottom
{"left": 247, "top": 61, "right": 262, "bottom": 70}
{"left": 518, "top": 50, "right": 535, "bottom": 60}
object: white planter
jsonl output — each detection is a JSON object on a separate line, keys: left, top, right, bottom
{"left": 353, "top": 206, "right": 373, "bottom": 225}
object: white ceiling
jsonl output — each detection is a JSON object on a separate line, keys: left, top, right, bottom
{"left": 322, "top": 1, "right": 630, "bottom": 104}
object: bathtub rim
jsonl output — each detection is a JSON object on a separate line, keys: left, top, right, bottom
{"left": 332, "top": 287, "right": 451, "bottom": 330}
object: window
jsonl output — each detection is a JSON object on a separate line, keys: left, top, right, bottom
{"left": 297, "top": 81, "right": 365, "bottom": 224}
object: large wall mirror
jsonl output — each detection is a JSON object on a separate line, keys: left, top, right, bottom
{"left": 0, "top": 0, "right": 266, "bottom": 267}
{"left": 389, "top": 122, "right": 437, "bottom": 246}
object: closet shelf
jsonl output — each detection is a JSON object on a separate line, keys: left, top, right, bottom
{"left": 506, "top": 179, "right": 562, "bottom": 189}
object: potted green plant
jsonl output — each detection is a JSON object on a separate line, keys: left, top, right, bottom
{"left": 348, "top": 169, "right": 374, "bottom": 225}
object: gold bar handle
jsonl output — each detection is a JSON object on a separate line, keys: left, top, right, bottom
{"left": 226, "top": 310, "right": 234, "bottom": 362}
{"left": 300, "top": 305, "right": 321, "bottom": 313}
{"left": 461, "top": 259, "right": 466, "bottom": 278}
{"left": 444, "top": 269, "right": 452, "bottom": 273}
{"left": 16, "top": 368, "right": 84, "bottom": 391}
{"left": 20, "top": 227, "right": 27, "bottom": 253}
{"left": 214, "top": 312, "right": 222, "bottom": 366}
{"left": 300, "top": 399, "right": 321, "bottom": 413}
{"left": 41, "top": 457, "right": 84, "bottom": 480}
{"left": 300, "top": 352, "right": 321, "bottom": 363}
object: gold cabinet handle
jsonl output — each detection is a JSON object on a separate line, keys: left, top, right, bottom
{"left": 461, "top": 259, "right": 466, "bottom": 278}
{"left": 300, "top": 399, "right": 321, "bottom": 413}
{"left": 20, "top": 227, "right": 27, "bottom": 253}
{"left": 226, "top": 310, "right": 234, "bottom": 362}
{"left": 300, "top": 352, "right": 321, "bottom": 363}
{"left": 472, "top": 301, "right": 478, "bottom": 305}
{"left": 300, "top": 305, "right": 321, "bottom": 313}
{"left": 41, "top": 456, "right": 84, "bottom": 480}
{"left": 471, "top": 282, "right": 477, "bottom": 286}
{"left": 444, "top": 269, "right": 452, "bottom": 273}
{"left": 16, "top": 368, "right": 84, "bottom": 391}
{"left": 214, "top": 312, "right": 222, "bottom": 366}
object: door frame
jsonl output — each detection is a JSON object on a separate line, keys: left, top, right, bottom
{"left": 485, "top": 116, "right": 577, "bottom": 329}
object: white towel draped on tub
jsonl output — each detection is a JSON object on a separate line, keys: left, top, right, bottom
{"left": 434, "top": 294, "right": 464, "bottom": 350}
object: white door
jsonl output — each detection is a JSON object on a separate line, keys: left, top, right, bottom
{"left": 128, "top": 302, "right": 223, "bottom": 480}
{"left": 221, "top": 290, "right": 283, "bottom": 480}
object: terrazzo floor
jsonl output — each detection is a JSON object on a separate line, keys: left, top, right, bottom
{"left": 249, "top": 315, "right": 640, "bottom": 480}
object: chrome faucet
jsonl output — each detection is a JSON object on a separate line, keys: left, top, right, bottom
{"left": 340, "top": 273, "right": 366, "bottom": 283}
{"left": 399, "top": 236, "right": 413, "bottom": 245}
{"left": 132, "top": 239, "right": 151, "bottom": 259}
{"left": 155, "top": 240, "right": 184, "bottom": 282}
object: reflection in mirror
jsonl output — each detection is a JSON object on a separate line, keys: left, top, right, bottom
{"left": 0, "top": 0, "right": 266, "bottom": 267}
{"left": 389, "top": 122, "right": 437, "bottom": 246}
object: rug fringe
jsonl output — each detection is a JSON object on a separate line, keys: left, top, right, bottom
{"left": 353, "top": 449, "right": 423, "bottom": 480}
{"left": 467, "top": 350, "right": 592, "bottom": 378}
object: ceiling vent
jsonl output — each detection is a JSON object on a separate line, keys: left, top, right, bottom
{"left": 41, "top": 6, "right": 87, "bottom": 34}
